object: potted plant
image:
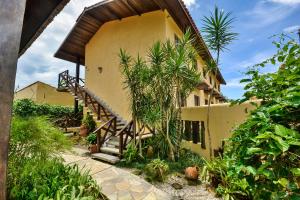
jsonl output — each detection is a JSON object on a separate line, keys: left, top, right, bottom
{"left": 80, "top": 113, "right": 96, "bottom": 137}
{"left": 86, "top": 133, "right": 97, "bottom": 153}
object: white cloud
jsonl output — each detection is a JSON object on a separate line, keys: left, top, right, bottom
{"left": 244, "top": 1, "right": 298, "bottom": 28}
{"left": 182, "top": 0, "right": 197, "bottom": 6}
{"left": 16, "top": 0, "right": 102, "bottom": 89}
{"left": 267, "top": 0, "right": 300, "bottom": 5}
{"left": 223, "top": 77, "right": 246, "bottom": 89}
{"left": 283, "top": 25, "right": 300, "bottom": 32}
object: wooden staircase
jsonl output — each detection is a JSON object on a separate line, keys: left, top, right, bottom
{"left": 57, "top": 70, "right": 138, "bottom": 163}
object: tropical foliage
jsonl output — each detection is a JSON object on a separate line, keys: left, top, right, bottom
{"left": 145, "top": 159, "right": 169, "bottom": 182}
{"left": 202, "top": 6, "right": 238, "bottom": 158}
{"left": 119, "top": 30, "right": 201, "bottom": 160}
{"left": 203, "top": 36, "right": 300, "bottom": 199}
{"left": 8, "top": 117, "right": 104, "bottom": 199}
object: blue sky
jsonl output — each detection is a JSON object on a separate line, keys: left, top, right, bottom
{"left": 16, "top": 0, "right": 300, "bottom": 99}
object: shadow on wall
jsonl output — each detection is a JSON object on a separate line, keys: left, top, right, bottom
{"left": 181, "top": 101, "right": 260, "bottom": 159}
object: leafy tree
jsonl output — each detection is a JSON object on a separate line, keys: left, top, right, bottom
{"left": 202, "top": 6, "right": 238, "bottom": 158}
{"left": 203, "top": 36, "right": 300, "bottom": 199}
{"left": 119, "top": 30, "right": 201, "bottom": 161}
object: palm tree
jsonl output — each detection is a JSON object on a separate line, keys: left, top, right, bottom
{"left": 202, "top": 6, "right": 238, "bottom": 159}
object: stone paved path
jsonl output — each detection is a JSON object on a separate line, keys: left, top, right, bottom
{"left": 62, "top": 150, "right": 171, "bottom": 200}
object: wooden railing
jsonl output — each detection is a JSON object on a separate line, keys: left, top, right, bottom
{"left": 58, "top": 70, "right": 111, "bottom": 121}
{"left": 118, "top": 120, "right": 134, "bottom": 155}
{"left": 93, "top": 117, "right": 117, "bottom": 152}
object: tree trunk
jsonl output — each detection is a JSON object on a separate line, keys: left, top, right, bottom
{"left": 206, "top": 87, "right": 214, "bottom": 159}
{"left": 0, "top": 1, "right": 26, "bottom": 199}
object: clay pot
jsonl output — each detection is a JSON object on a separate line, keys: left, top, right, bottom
{"left": 147, "top": 146, "right": 154, "bottom": 158}
{"left": 89, "top": 144, "right": 98, "bottom": 153}
{"left": 185, "top": 166, "right": 199, "bottom": 180}
{"left": 79, "top": 124, "right": 88, "bottom": 137}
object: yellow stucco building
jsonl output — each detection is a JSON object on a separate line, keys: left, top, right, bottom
{"left": 14, "top": 81, "right": 74, "bottom": 106}
{"left": 55, "top": 0, "right": 226, "bottom": 122}
{"left": 54, "top": 0, "right": 251, "bottom": 160}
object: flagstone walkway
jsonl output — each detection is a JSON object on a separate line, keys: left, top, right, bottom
{"left": 62, "top": 150, "right": 171, "bottom": 200}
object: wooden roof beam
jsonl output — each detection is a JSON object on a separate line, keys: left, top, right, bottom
{"left": 119, "top": 0, "right": 139, "bottom": 16}
{"left": 104, "top": 5, "right": 122, "bottom": 20}
{"left": 125, "top": 0, "right": 141, "bottom": 16}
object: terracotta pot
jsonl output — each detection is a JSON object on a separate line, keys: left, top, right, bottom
{"left": 79, "top": 124, "right": 88, "bottom": 137}
{"left": 89, "top": 144, "right": 98, "bottom": 153}
{"left": 185, "top": 166, "right": 199, "bottom": 180}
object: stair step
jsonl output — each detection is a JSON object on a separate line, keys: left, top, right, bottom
{"left": 91, "top": 153, "right": 120, "bottom": 164}
{"left": 107, "top": 140, "right": 119, "bottom": 147}
{"left": 100, "top": 147, "right": 120, "bottom": 155}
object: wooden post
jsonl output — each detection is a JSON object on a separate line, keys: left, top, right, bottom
{"left": 74, "top": 57, "right": 80, "bottom": 114}
{"left": 0, "top": 1, "right": 26, "bottom": 199}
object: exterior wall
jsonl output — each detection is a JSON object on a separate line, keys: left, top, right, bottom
{"left": 35, "top": 82, "right": 74, "bottom": 106}
{"left": 85, "top": 10, "right": 166, "bottom": 121}
{"left": 14, "top": 83, "right": 38, "bottom": 101}
{"left": 14, "top": 82, "right": 74, "bottom": 106}
{"left": 181, "top": 101, "right": 259, "bottom": 159}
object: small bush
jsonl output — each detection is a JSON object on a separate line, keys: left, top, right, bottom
{"left": 82, "top": 114, "right": 96, "bottom": 133}
{"left": 86, "top": 133, "right": 97, "bottom": 144}
{"left": 123, "top": 142, "right": 141, "bottom": 164}
{"left": 9, "top": 116, "right": 71, "bottom": 166}
{"left": 9, "top": 158, "right": 104, "bottom": 200}
{"left": 145, "top": 159, "right": 169, "bottom": 182}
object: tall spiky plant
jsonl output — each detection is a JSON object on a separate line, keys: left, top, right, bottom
{"left": 202, "top": 6, "right": 238, "bottom": 159}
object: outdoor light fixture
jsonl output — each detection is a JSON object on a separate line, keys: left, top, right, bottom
{"left": 98, "top": 67, "right": 103, "bottom": 74}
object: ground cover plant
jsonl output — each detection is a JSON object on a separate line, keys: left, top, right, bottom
{"left": 202, "top": 36, "right": 300, "bottom": 199}
{"left": 8, "top": 116, "right": 105, "bottom": 200}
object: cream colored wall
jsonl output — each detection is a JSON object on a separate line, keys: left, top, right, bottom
{"left": 14, "top": 83, "right": 38, "bottom": 101}
{"left": 14, "top": 82, "right": 74, "bottom": 106}
{"left": 85, "top": 11, "right": 166, "bottom": 121}
{"left": 181, "top": 101, "right": 259, "bottom": 159}
{"left": 35, "top": 82, "right": 74, "bottom": 106}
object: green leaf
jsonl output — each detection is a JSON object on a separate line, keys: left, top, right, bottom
{"left": 247, "top": 147, "right": 262, "bottom": 155}
{"left": 274, "top": 178, "right": 289, "bottom": 188}
{"left": 291, "top": 168, "right": 300, "bottom": 176}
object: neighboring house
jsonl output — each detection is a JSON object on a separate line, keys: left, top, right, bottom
{"left": 15, "top": 81, "right": 74, "bottom": 106}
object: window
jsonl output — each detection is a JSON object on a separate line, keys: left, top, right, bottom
{"left": 205, "top": 99, "right": 208, "bottom": 105}
{"left": 184, "top": 121, "right": 192, "bottom": 141}
{"left": 174, "top": 34, "right": 180, "bottom": 46}
{"left": 194, "top": 95, "right": 200, "bottom": 106}
{"left": 192, "top": 121, "right": 200, "bottom": 144}
{"left": 200, "top": 121, "right": 206, "bottom": 149}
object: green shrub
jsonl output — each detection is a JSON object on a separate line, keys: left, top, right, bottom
{"left": 86, "top": 133, "right": 97, "bottom": 144}
{"left": 13, "top": 99, "right": 37, "bottom": 117}
{"left": 169, "top": 149, "right": 204, "bottom": 172}
{"left": 8, "top": 117, "right": 105, "bottom": 199}
{"left": 145, "top": 159, "right": 169, "bottom": 182}
{"left": 13, "top": 99, "right": 76, "bottom": 118}
{"left": 9, "top": 116, "right": 71, "bottom": 166}
{"left": 82, "top": 114, "right": 96, "bottom": 133}
{"left": 205, "top": 36, "right": 300, "bottom": 199}
{"left": 123, "top": 142, "right": 141, "bottom": 164}
{"left": 8, "top": 158, "right": 104, "bottom": 200}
